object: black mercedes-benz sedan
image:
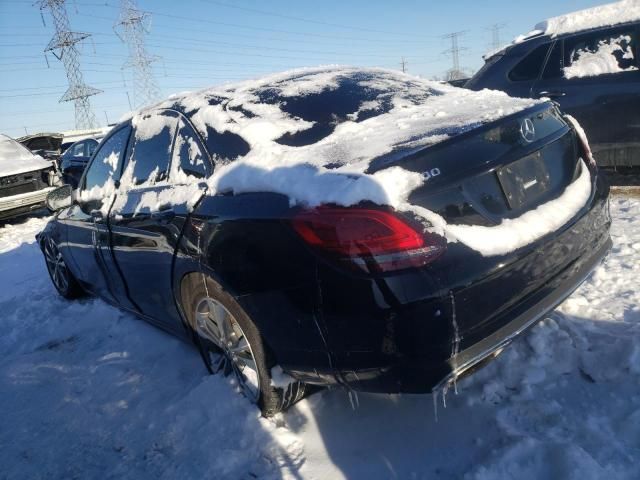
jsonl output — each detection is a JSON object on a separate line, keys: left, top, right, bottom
{"left": 38, "top": 67, "right": 611, "bottom": 416}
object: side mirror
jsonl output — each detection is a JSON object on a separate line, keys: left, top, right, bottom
{"left": 46, "top": 184, "right": 73, "bottom": 212}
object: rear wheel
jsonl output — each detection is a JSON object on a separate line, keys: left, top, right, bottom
{"left": 184, "top": 275, "right": 307, "bottom": 417}
{"left": 42, "top": 237, "right": 83, "bottom": 299}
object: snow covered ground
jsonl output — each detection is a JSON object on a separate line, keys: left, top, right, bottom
{"left": 0, "top": 194, "right": 638, "bottom": 480}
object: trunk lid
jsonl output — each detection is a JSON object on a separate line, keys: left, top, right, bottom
{"left": 369, "top": 103, "right": 581, "bottom": 227}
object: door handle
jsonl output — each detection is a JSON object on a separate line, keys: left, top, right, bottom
{"left": 150, "top": 208, "right": 175, "bottom": 221}
{"left": 90, "top": 209, "right": 104, "bottom": 222}
{"left": 537, "top": 91, "right": 566, "bottom": 98}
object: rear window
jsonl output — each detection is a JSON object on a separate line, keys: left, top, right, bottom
{"left": 188, "top": 71, "right": 435, "bottom": 156}
{"left": 509, "top": 43, "right": 551, "bottom": 81}
{"left": 257, "top": 74, "right": 408, "bottom": 146}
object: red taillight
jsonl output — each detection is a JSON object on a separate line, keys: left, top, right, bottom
{"left": 292, "top": 206, "right": 445, "bottom": 273}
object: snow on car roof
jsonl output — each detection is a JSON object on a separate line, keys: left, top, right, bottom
{"left": 109, "top": 67, "right": 593, "bottom": 258}
{"left": 484, "top": 0, "right": 640, "bottom": 59}
{"left": 145, "top": 66, "right": 541, "bottom": 170}
{"left": 117, "top": 67, "right": 543, "bottom": 211}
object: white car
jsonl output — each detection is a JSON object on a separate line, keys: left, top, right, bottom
{"left": 0, "top": 134, "right": 60, "bottom": 221}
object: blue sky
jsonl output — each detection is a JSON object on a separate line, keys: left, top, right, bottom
{"left": 0, "top": 0, "right": 605, "bottom": 137}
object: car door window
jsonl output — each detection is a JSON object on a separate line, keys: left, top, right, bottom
{"left": 87, "top": 140, "right": 98, "bottom": 157}
{"left": 72, "top": 142, "right": 85, "bottom": 157}
{"left": 509, "top": 43, "right": 551, "bottom": 81}
{"left": 563, "top": 28, "right": 639, "bottom": 79}
{"left": 170, "top": 119, "right": 211, "bottom": 181}
{"left": 125, "top": 111, "right": 179, "bottom": 186}
{"left": 83, "top": 127, "right": 130, "bottom": 192}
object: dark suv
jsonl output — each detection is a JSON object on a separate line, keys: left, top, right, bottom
{"left": 467, "top": 18, "right": 640, "bottom": 168}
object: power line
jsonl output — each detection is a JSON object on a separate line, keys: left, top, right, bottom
{"left": 75, "top": 8, "right": 443, "bottom": 46}
{"left": 202, "top": 0, "right": 436, "bottom": 39}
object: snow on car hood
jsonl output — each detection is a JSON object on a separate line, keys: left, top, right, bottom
{"left": 112, "top": 67, "right": 593, "bottom": 256}
{"left": 0, "top": 134, "right": 53, "bottom": 176}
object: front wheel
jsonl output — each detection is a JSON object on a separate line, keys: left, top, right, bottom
{"left": 42, "top": 236, "right": 83, "bottom": 299}
{"left": 183, "top": 275, "right": 307, "bottom": 417}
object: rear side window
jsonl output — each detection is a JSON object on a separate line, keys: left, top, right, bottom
{"left": 564, "top": 27, "right": 639, "bottom": 79}
{"left": 83, "top": 127, "right": 130, "bottom": 191}
{"left": 171, "top": 120, "right": 210, "bottom": 180}
{"left": 542, "top": 41, "right": 563, "bottom": 79}
{"left": 87, "top": 140, "right": 98, "bottom": 157}
{"left": 509, "top": 43, "right": 551, "bottom": 81}
{"left": 71, "top": 142, "right": 85, "bottom": 157}
{"left": 127, "top": 111, "right": 179, "bottom": 185}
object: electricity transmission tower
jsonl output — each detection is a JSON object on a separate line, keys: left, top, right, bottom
{"left": 442, "top": 31, "right": 468, "bottom": 81}
{"left": 487, "top": 23, "right": 507, "bottom": 52}
{"left": 400, "top": 57, "right": 408, "bottom": 73}
{"left": 37, "top": 0, "right": 101, "bottom": 129}
{"left": 115, "top": 0, "right": 161, "bottom": 109}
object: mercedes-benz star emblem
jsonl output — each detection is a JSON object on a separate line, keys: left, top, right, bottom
{"left": 520, "top": 118, "right": 536, "bottom": 143}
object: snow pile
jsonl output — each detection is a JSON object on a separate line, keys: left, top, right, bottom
{"left": 537, "top": 0, "right": 640, "bottom": 38}
{"left": 565, "top": 34, "right": 638, "bottom": 79}
{"left": 1, "top": 195, "right": 638, "bottom": 478}
{"left": 0, "top": 134, "right": 53, "bottom": 177}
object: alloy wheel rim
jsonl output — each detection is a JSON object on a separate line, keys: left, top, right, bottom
{"left": 44, "top": 238, "right": 68, "bottom": 293}
{"left": 195, "top": 297, "right": 261, "bottom": 403}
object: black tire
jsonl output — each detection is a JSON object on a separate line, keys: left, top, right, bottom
{"left": 42, "top": 236, "right": 84, "bottom": 300}
{"left": 182, "top": 274, "right": 307, "bottom": 417}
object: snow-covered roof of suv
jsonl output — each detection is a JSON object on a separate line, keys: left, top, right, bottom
{"left": 537, "top": 0, "right": 640, "bottom": 38}
{"left": 485, "top": 0, "right": 640, "bottom": 59}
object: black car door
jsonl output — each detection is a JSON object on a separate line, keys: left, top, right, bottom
{"left": 532, "top": 24, "right": 640, "bottom": 166}
{"left": 108, "top": 110, "right": 210, "bottom": 333}
{"left": 62, "top": 126, "right": 135, "bottom": 307}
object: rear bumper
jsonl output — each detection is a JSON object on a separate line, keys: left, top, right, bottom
{"left": 302, "top": 229, "right": 611, "bottom": 393}
{"left": 282, "top": 171, "right": 611, "bottom": 392}
{"left": 419, "top": 233, "right": 609, "bottom": 393}
{"left": 0, "top": 187, "right": 54, "bottom": 220}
